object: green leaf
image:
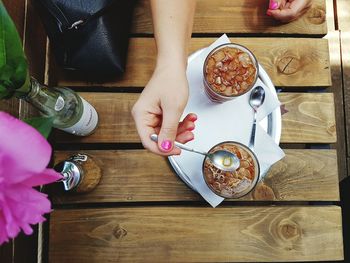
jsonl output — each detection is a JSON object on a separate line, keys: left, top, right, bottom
{"left": 24, "top": 116, "right": 54, "bottom": 139}
{"left": 0, "top": 1, "right": 29, "bottom": 99}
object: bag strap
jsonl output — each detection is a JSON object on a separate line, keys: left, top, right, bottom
{"left": 35, "top": 0, "right": 115, "bottom": 32}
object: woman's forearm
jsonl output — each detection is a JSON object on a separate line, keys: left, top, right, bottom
{"left": 150, "top": 0, "right": 196, "bottom": 67}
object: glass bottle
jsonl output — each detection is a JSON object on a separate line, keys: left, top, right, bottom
{"left": 22, "top": 78, "right": 98, "bottom": 136}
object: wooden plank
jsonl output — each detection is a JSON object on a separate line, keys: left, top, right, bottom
{"left": 3, "top": 0, "right": 25, "bottom": 37}
{"left": 325, "top": 29, "right": 347, "bottom": 180}
{"left": 13, "top": 230, "right": 38, "bottom": 263}
{"left": 51, "top": 38, "right": 331, "bottom": 88}
{"left": 337, "top": 0, "right": 350, "bottom": 159}
{"left": 19, "top": 0, "right": 48, "bottom": 120}
{"left": 0, "top": 99, "right": 20, "bottom": 118}
{"left": 0, "top": 240, "right": 13, "bottom": 263}
{"left": 49, "top": 206, "right": 343, "bottom": 262}
{"left": 51, "top": 149, "right": 339, "bottom": 204}
{"left": 337, "top": 0, "right": 350, "bottom": 31}
{"left": 280, "top": 92, "right": 336, "bottom": 143}
{"left": 132, "top": 0, "right": 327, "bottom": 35}
{"left": 326, "top": 0, "right": 346, "bottom": 181}
{"left": 24, "top": 0, "right": 47, "bottom": 83}
{"left": 325, "top": 0, "right": 335, "bottom": 31}
{"left": 53, "top": 92, "right": 336, "bottom": 144}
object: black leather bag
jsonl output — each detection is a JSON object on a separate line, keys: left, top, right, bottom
{"left": 33, "top": 0, "right": 136, "bottom": 78}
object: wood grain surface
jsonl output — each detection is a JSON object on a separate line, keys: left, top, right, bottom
{"left": 280, "top": 92, "right": 336, "bottom": 143}
{"left": 51, "top": 38, "right": 331, "bottom": 88}
{"left": 1, "top": 0, "right": 344, "bottom": 262}
{"left": 131, "top": 0, "right": 327, "bottom": 35}
{"left": 337, "top": 0, "right": 350, "bottom": 157}
{"left": 325, "top": 29, "right": 347, "bottom": 180}
{"left": 23, "top": 0, "right": 47, "bottom": 84}
{"left": 0, "top": 99, "right": 20, "bottom": 118}
{"left": 18, "top": 0, "right": 48, "bottom": 121}
{"left": 3, "top": 0, "right": 25, "bottom": 37}
{"left": 51, "top": 149, "right": 339, "bottom": 204}
{"left": 0, "top": 240, "right": 13, "bottom": 263}
{"left": 49, "top": 206, "right": 343, "bottom": 262}
{"left": 74, "top": 154, "right": 103, "bottom": 193}
{"left": 53, "top": 92, "right": 336, "bottom": 144}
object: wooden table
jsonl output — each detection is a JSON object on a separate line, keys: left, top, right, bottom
{"left": 6, "top": 0, "right": 346, "bottom": 262}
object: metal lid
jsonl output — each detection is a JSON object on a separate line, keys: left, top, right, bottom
{"left": 54, "top": 160, "right": 82, "bottom": 191}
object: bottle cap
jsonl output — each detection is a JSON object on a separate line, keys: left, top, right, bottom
{"left": 54, "top": 160, "right": 82, "bottom": 191}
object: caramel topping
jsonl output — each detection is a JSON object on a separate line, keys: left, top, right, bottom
{"left": 205, "top": 47, "right": 257, "bottom": 96}
{"left": 203, "top": 143, "right": 257, "bottom": 198}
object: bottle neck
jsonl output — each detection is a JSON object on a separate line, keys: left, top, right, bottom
{"left": 23, "top": 78, "right": 60, "bottom": 117}
{"left": 12, "top": 73, "right": 31, "bottom": 99}
{"left": 24, "top": 78, "right": 41, "bottom": 99}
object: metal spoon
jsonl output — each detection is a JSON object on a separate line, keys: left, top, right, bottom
{"left": 249, "top": 86, "right": 266, "bottom": 151}
{"left": 150, "top": 134, "right": 240, "bottom": 172}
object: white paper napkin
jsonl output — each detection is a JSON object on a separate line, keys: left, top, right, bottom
{"left": 171, "top": 34, "right": 285, "bottom": 207}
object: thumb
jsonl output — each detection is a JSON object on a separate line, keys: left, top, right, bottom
{"left": 268, "top": 0, "right": 281, "bottom": 10}
{"left": 158, "top": 109, "right": 182, "bottom": 153}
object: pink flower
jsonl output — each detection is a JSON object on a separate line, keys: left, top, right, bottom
{"left": 0, "top": 111, "right": 62, "bottom": 245}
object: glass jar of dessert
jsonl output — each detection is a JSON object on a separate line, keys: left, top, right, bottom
{"left": 202, "top": 141, "right": 260, "bottom": 198}
{"left": 203, "top": 43, "right": 259, "bottom": 102}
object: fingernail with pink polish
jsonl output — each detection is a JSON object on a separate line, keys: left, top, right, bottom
{"left": 161, "top": 140, "right": 172, "bottom": 151}
{"left": 269, "top": 0, "right": 279, "bottom": 10}
{"left": 188, "top": 126, "right": 195, "bottom": 131}
{"left": 190, "top": 116, "right": 197, "bottom": 122}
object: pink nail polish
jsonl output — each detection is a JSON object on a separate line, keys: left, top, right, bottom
{"left": 188, "top": 126, "right": 195, "bottom": 131}
{"left": 190, "top": 115, "right": 197, "bottom": 122}
{"left": 161, "top": 140, "right": 172, "bottom": 151}
{"left": 269, "top": 1, "right": 279, "bottom": 10}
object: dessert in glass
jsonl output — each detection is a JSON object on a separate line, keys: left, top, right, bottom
{"left": 203, "top": 43, "right": 259, "bottom": 102}
{"left": 202, "top": 141, "right": 260, "bottom": 198}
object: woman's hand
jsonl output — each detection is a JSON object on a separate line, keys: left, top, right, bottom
{"left": 132, "top": 61, "right": 196, "bottom": 156}
{"left": 267, "top": 0, "right": 312, "bottom": 23}
{"left": 134, "top": 0, "right": 196, "bottom": 156}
